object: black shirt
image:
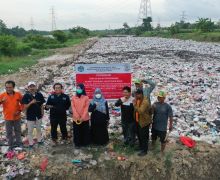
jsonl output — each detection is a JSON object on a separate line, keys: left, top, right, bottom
{"left": 22, "top": 92, "right": 45, "bottom": 121}
{"left": 115, "top": 97, "right": 135, "bottom": 123}
{"left": 46, "top": 93, "right": 71, "bottom": 120}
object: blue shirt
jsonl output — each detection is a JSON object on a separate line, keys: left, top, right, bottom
{"left": 152, "top": 102, "right": 173, "bottom": 131}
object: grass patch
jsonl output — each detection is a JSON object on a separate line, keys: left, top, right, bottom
{"left": 112, "top": 140, "right": 136, "bottom": 156}
{"left": 164, "top": 151, "right": 173, "bottom": 170}
{"left": 152, "top": 141, "right": 161, "bottom": 156}
{"left": 64, "top": 38, "right": 87, "bottom": 47}
{"left": 0, "top": 49, "right": 54, "bottom": 75}
{"left": 142, "top": 31, "right": 220, "bottom": 42}
{"left": 0, "top": 37, "right": 87, "bottom": 75}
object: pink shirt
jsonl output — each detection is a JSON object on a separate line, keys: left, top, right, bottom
{"left": 71, "top": 95, "right": 90, "bottom": 121}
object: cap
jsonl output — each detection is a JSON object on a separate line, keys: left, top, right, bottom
{"left": 156, "top": 90, "right": 167, "bottom": 98}
{"left": 28, "top": 81, "right": 36, "bottom": 87}
{"left": 134, "top": 79, "right": 141, "bottom": 84}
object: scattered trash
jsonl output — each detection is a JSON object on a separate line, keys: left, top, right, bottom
{"left": 40, "top": 157, "right": 48, "bottom": 172}
{"left": 6, "top": 151, "right": 15, "bottom": 159}
{"left": 117, "top": 156, "right": 126, "bottom": 161}
{"left": 72, "top": 159, "right": 82, "bottom": 164}
{"left": 180, "top": 136, "right": 196, "bottom": 148}
{"left": 16, "top": 152, "right": 26, "bottom": 160}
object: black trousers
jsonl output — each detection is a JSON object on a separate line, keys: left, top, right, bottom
{"left": 73, "top": 121, "right": 90, "bottom": 147}
{"left": 50, "top": 118, "right": 68, "bottom": 140}
{"left": 121, "top": 120, "right": 136, "bottom": 145}
{"left": 137, "top": 124, "right": 150, "bottom": 152}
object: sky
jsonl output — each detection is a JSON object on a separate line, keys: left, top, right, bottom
{"left": 0, "top": 0, "right": 219, "bottom": 31}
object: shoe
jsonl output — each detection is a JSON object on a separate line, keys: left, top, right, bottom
{"left": 138, "top": 150, "right": 148, "bottom": 156}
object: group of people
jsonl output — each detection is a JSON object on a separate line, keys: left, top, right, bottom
{"left": 0, "top": 78, "right": 173, "bottom": 156}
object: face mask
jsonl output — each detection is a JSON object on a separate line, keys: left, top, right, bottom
{"left": 76, "top": 89, "right": 83, "bottom": 94}
{"left": 95, "top": 94, "right": 102, "bottom": 99}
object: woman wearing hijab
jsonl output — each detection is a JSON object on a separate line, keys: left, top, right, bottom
{"left": 89, "top": 88, "right": 109, "bottom": 145}
{"left": 71, "top": 83, "right": 90, "bottom": 148}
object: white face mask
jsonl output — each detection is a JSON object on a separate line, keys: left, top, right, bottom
{"left": 95, "top": 94, "right": 102, "bottom": 99}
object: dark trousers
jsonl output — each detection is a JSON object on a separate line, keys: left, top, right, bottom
{"left": 50, "top": 118, "right": 68, "bottom": 140}
{"left": 73, "top": 121, "right": 90, "bottom": 147}
{"left": 121, "top": 120, "right": 136, "bottom": 145}
{"left": 5, "top": 120, "right": 22, "bottom": 147}
{"left": 137, "top": 124, "right": 150, "bottom": 152}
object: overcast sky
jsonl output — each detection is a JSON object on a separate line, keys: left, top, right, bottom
{"left": 0, "top": 0, "right": 219, "bottom": 31}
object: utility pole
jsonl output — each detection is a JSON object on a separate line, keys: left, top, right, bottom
{"left": 137, "top": 0, "right": 152, "bottom": 26}
{"left": 51, "top": 6, "right": 56, "bottom": 31}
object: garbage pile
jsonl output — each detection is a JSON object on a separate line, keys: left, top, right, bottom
{"left": 0, "top": 37, "right": 220, "bottom": 178}
{"left": 77, "top": 37, "right": 220, "bottom": 144}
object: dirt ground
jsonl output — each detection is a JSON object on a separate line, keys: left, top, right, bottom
{"left": 13, "top": 140, "right": 220, "bottom": 180}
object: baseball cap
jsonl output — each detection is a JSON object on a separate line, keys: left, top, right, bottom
{"left": 28, "top": 81, "right": 36, "bottom": 87}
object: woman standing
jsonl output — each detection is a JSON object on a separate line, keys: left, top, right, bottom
{"left": 89, "top": 88, "right": 109, "bottom": 145}
{"left": 71, "top": 84, "right": 90, "bottom": 148}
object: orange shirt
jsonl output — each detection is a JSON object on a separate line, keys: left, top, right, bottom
{"left": 0, "top": 91, "right": 23, "bottom": 120}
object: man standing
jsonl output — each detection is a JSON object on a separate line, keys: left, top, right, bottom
{"left": 45, "top": 83, "right": 71, "bottom": 145}
{"left": 133, "top": 89, "right": 152, "bottom": 156}
{"left": 134, "top": 78, "right": 156, "bottom": 104}
{"left": 115, "top": 86, "right": 135, "bottom": 147}
{"left": 152, "top": 91, "right": 173, "bottom": 154}
{"left": 0, "top": 81, "right": 23, "bottom": 150}
{"left": 22, "top": 82, "right": 45, "bottom": 149}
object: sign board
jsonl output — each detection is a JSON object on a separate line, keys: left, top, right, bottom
{"left": 75, "top": 63, "right": 131, "bottom": 99}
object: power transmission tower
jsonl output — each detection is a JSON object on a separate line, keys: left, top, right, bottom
{"left": 30, "top": 17, "right": 34, "bottom": 30}
{"left": 137, "top": 0, "right": 152, "bottom": 26}
{"left": 51, "top": 6, "right": 57, "bottom": 31}
{"left": 180, "top": 11, "right": 187, "bottom": 23}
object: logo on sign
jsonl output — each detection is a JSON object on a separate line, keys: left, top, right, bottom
{"left": 124, "top": 64, "right": 130, "bottom": 72}
{"left": 78, "top": 66, "right": 84, "bottom": 72}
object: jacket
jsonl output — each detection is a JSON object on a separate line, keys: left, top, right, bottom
{"left": 134, "top": 97, "right": 152, "bottom": 128}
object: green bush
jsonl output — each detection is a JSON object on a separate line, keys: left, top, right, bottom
{"left": 23, "top": 34, "right": 61, "bottom": 49}
{"left": 15, "top": 43, "right": 31, "bottom": 56}
{"left": 52, "top": 30, "right": 68, "bottom": 43}
{"left": 0, "top": 35, "right": 17, "bottom": 56}
{"left": 69, "top": 26, "right": 90, "bottom": 38}
{"left": 169, "top": 24, "right": 180, "bottom": 35}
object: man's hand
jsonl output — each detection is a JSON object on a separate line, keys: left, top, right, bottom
{"left": 30, "top": 99, "right": 37, "bottom": 105}
{"left": 14, "top": 111, "right": 21, "bottom": 116}
{"left": 0, "top": 97, "right": 7, "bottom": 103}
